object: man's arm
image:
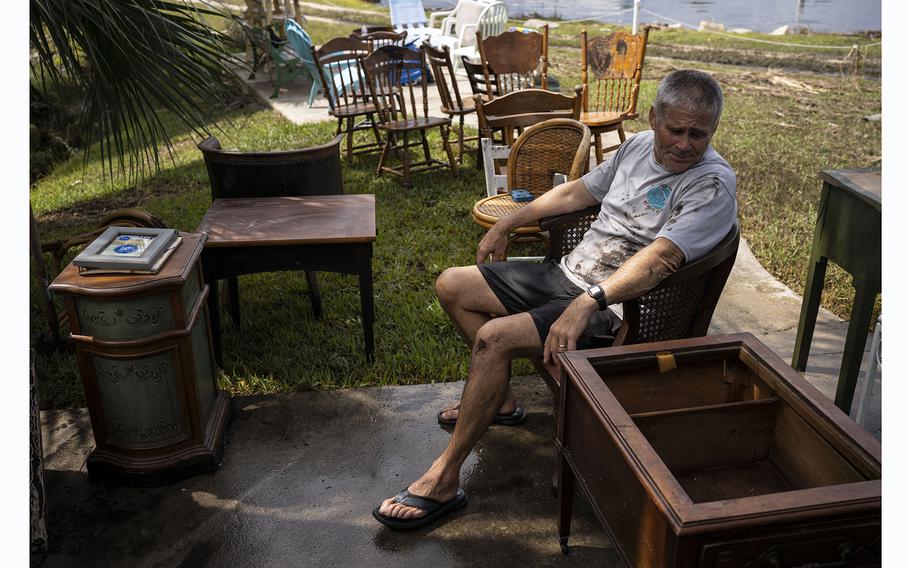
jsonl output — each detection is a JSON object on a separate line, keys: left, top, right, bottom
{"left": 542, "top": 236, "right": 686, "bottom": 365}
{"left": 477, "top": 178, "right": 599, "bottom": 264}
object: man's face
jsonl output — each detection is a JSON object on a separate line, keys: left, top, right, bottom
{"left": 648, "top": 105, "right": 716, "bottom": 173}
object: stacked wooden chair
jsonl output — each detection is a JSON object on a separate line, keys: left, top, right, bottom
{"left": 362, "top": 45, "right": 456, "bottom": 187}
{"left": 579, "top": 27, "right": 650, "bottom": 164}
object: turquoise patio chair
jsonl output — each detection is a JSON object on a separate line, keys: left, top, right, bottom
{"left": 285, "top": 19, "right": 325, "bottom": 107}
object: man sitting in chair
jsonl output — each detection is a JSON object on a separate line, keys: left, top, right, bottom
{"left": 373, "top": 69, "right": 738, "bottom": 529}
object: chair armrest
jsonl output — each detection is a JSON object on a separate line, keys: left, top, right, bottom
{"left": 429, "top": 9, "right": 455, "bottom": 28}
{"left": 539, "top": 205, "right": 600, "bottom": 232}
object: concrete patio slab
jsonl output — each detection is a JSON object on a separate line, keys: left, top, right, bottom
{"left": 36, "top": 377, "right": 625, "bottom": 568}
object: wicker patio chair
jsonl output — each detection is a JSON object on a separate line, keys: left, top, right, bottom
{"left": 471, "top": 118, "right": 590, "bottom": 256}
{"left": 473, "top": 88, "right": 582, "bottom": 198}
{"left": 580, "top": 26, "right": 650, "bottom": 164}
{"left": 362, "top": 45, "right": 457, "bottom": 187}
{"left": 196, "top": 134, "right": 345, "bottom": 324}
{"left": 476, "top": 26, "right": 549, "bottom": 96}
{"left": 311, "top": 37, "right": 384, "bottom": 164}
{"left": 531, "top": 219, "right": 741, "bottom": 405}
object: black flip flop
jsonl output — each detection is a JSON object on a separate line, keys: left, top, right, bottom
{"left": 372, "top": 488, "right": 468, "bottom": 530}
{"left": 436, "top": 405, "right": 526, "bottom": 427}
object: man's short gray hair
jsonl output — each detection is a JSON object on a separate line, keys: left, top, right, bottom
{"left": 653, "top": 70, "right": 724, "bottom": 129}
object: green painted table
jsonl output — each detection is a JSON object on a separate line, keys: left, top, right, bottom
{"left": 792, "top": 168, "right": 881, "bottom": 414}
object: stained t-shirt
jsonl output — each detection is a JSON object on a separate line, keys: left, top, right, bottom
{"left": 559, "top": 130, "right": 737, "bottom": 289}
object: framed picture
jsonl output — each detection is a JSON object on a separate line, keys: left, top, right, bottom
{"left": 73, "top": 226, "right": 179, "bottom": 271}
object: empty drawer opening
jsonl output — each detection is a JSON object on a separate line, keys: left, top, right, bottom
{"left": 596, "top": 357, "right": 775, "bottom": 416}
{"left": 632, "top": 399, "right": 872, "bottom": 503}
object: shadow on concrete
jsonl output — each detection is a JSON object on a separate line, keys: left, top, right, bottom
{"left": 34, "top": 377, "right": 626, "bottom": 568}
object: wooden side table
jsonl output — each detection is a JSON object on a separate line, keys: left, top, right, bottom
{"left": 792, "top": 168, "right": 881, "bottom": 414}
{"left": 196, "top": 195, "right": 377, "bottom": 364}
{"left": 49, "top": 233, "right": 229, "bottom": 486}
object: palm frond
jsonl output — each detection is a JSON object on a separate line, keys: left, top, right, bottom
{"left": 29, "top": 0, "right": 250, "bottom": 180}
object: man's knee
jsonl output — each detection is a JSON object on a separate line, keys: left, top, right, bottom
{"left": 436, "top": 266, "right": 472, "bottom": 307}
{"left": 473, "top": 319, "right": 521, "bottom": 357}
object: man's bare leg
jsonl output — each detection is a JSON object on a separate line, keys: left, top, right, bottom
{"left": 435, "top": 266, "right": 521, "bottom": 421}
{"left": 377, "top": 313, "right": 542, "bottom": 521}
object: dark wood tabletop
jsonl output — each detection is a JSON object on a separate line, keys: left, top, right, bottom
{"left": 196, "top": 195, "right": 376, "bottom": 247}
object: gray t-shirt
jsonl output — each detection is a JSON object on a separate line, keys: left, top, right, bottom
{"left": 560, "top": 130, "right": 737, "bottom": 289}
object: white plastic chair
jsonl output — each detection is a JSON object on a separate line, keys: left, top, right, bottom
{"left": 425, "top": 1, "right": 508, "bottom": 71}
{"left": 389, "top": 0, "right": 442, "bottom": 42}
{"left": 428, "top": 1, "right": 491, "bottom": 58}
{"left": 852, "top": 314, "right": 882, "bottom": 425}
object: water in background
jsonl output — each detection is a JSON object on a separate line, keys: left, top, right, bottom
{"left": 407, "top": 0, "right": 881, "bottom": 34}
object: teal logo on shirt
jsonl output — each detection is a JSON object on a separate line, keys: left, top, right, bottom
{"left": 645, "top": 184, "right": 672, "bottom": 212}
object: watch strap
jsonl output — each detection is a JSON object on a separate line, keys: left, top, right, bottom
{"left": 587, "top": 284, "right": 608, "bottom": 311}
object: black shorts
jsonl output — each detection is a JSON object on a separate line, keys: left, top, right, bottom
{"left": 477, "top": 260, "right": 621, "bottom": 348}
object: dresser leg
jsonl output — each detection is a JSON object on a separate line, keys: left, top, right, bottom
{"left": 557, "top": 452, "right": 575, "bottom": 553}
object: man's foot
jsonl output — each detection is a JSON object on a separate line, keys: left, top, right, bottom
{"left": 374, "top": 475, "right": 463, "bottom": 530}
{"left": 436, "top": 402, "right": 526, "bottom": 427}
{"left": 372, "top": 487, "right": 467, "bottom": 530}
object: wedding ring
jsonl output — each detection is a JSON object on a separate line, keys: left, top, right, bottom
{"left": 558, "top": 343, "right": 567, "bottom": 349}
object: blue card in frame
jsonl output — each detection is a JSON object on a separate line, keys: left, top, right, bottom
{"left": 73, "top": 226, "right": 179, "bottom": 272}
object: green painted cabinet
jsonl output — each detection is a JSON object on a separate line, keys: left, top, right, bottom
{"left": 49, "top": 233, "right": 229, "bottom": 486}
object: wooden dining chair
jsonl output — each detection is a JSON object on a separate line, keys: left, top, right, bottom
{"left": 350, "top": 29, "right": 408, "bottom": 51}
{"left": 362, "top": 45, "right": 457, "bottom": 187}
{"left": 311, "top": 37, "right": 384, "bottom": 164}
{"left": 196, "top": 134, "right": 345, "bottom": 324}
{"left": 461, "top": 56, "right": 498, "bottom": 98}
{"left": 471, "top": 119, "right": 590, "bottom": 257}
{"left": 580, "top": 26, "right": 650, "bottom": 164}
{"left": 424, "top": 43, "right": 480, "bottom": 164}
{"left": 476, "top": 26, "right": 548, "bottom": 96}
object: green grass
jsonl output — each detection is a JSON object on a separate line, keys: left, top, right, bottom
{"left": 31, "top": 105, "right": 540, "bottom": 408}
{"left": 31, "top": 8, "right": 881, "bottom": 410}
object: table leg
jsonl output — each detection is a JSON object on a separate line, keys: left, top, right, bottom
{"left": 305, "top": 270, "right": 323, "bottom": 320}
{"left": 834, "top": 277, "right": 878, "bottom": 414}
{"left": 204, "top": 258, "right": 224, "bottom": 368}
{"left": 792, "top": 256, "right": 828, "bottom": 372}
{"left": 358, "top": 251, "right": 375, "bottom": 363}
{"left": 228, "top": 276, "right": 241, "bottom": 325}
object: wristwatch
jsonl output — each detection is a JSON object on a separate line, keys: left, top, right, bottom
{"left": 586, "top": 284, "right": 608, "bottom": 311}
